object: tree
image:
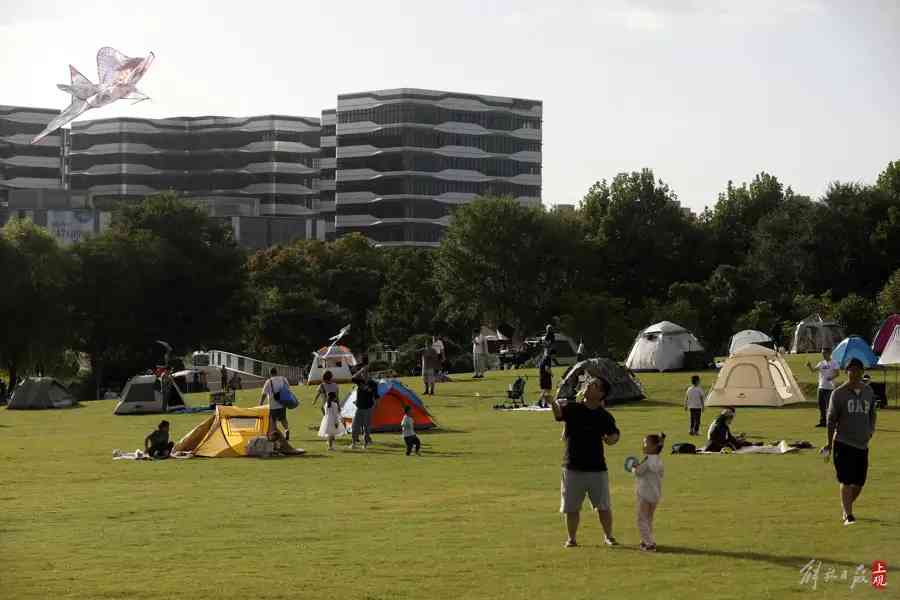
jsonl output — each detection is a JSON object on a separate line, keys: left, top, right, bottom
{"left": 0, "top": 219, "right": 72, "bottom": 388}
{"left": 370, "top": 248, "right": 439, "bottom": 345}
{"left": 877, "top": 269, "right": 900, "bottom": 317}
{"left": 832, "top": 294, "right": 879, "bottom": 339}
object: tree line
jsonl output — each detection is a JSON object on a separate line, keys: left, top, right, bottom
{"left": 2, "top": 160, "right": 899, "bottom": 398}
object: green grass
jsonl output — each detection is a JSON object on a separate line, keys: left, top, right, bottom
{"left": 1, "top": 354, "right": 897, "bottom": 600}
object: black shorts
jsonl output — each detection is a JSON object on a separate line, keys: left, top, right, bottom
{"left": 270, "top": 407, "right": 287, "bottom": 421}
{"left": 833, "top": 441, "right": 868, "bottom": 486}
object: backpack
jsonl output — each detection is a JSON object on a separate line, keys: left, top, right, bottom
{"left": 273, "top": 378, "right": 299, "bottom": 409}
{"left": 671, "top": 442, "right": 697, "bottom": 454}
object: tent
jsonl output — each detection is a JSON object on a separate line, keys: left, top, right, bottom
{"left": 873, "top": 315, "right": 900, "bottom": 354}
{"left": 7, "top": 377, "right": 77, "bottom": 410}
{"left": 706, "top": 345, "right": 806, "bottom": 407}
{"left": 790, "top": 315, "right": 844, "bottom": 354}
{"left": 556, "top": 358, "right": 645, "bottom": 405}
{"left": 625, "top": 321, "right": 705, "bottom": 372}
{"left": 341, "top": 380, "right": 435, "bottom": 432}
{"left": 728, "top": 330, "right": 773, "bottom": 356}
{"left": 174, "top": 405, "right": 271, "bottom": 457}
{"left": 878, "top": 325, "right": 900, "bottom": 366}
{"left": 307, "top": 345, "right": 357, "bottom": 385}
{"left": 114, "top": 374, "right": 186, "bottom": 415}
{"left": 831, "top": 336, "right": 879, "bottom": 368}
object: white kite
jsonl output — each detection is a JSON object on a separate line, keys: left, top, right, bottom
{"left": 31, "top": 46, "right": 155, "bottom": 144}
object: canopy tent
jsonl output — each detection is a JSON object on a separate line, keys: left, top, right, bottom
{"left": 831, "top": 336, "right": 879, "bottom": 368}
{"left": 625, "top": 321, "right": 705, "bottom": 372}
{"left": 114, "top": 374, "right": 186, "bottom": 415}
{"left": 175, "top": 405, "right": 271, "bottom": 457}
{"left": 307, "top": 345, "right": 357, "bottom": 385}
{"left": 728, "top": 330, "right": 773, "bottom": 356}
{"left": 878, "top": 325, "right": 900, "bottom": 366}
{"left": 706, "top": 344, "right": 805, "bottom": 407}
{"left": 873, "top": 315, "right": 900, "bottom": 354}
{"left": 7, "top": 377, "right": 77, "bottom": 410}
{"left": 790, "top": 315, "right": 844, "bottom": 354}
{"left": 341, "top": 380, "right": 435, "bottom": 432}
{"left": 556, "top": 358, "right": 645, "bottom": 405}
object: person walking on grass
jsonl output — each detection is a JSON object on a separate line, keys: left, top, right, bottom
{"left": 349, "top": 369, "right": 377, "bottom": 449}
{"left": 822, "top": 358, "right": 877, "bottom": 526}
{"left": 318, "top": 391, "right": 346, "bottom": 451}
{"left": 472, "top": 329, "right": 487, "bottom": 379}
{"left": 631, "top": 432, "right": 666, "bottom": 552}
{"left": 259, "top": 367, "right": 290, "bottom": 440}
{"left": 538, "top": 356, "right": 553, "bottom": 408}
{"left": 422, "top": 344, "right": 440, "bottom": 395}
{"left": 401, "top": 405, "right": 421, "bottom": 456}
{"left": 550, "top": 377, "right": 620, "bottom": 548}
{"left": 807, "top": 348, "right": 839, "bottom": 428}
{"left": 684, "top": 375, "right": 704, "bottom": 436}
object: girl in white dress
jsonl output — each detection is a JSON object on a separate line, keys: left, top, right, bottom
{"left": 631, "top": 432, "right": 666, "bottom": 552}
{"left": 317, "top": 391, "right": 346, "bottom": 450}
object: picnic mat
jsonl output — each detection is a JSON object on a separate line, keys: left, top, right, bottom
{"left": 699, "top": 440, "right": 798, "bottom": 455}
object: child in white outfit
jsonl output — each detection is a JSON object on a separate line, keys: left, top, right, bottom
{"left": 631, "top": 432, "right": 665, "bottom": 551}
{"left": 317, "top": 391, "right": 346, "bottom": 450}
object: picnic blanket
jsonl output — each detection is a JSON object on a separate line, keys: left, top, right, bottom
{"left": 494, "top": 405, "right": 552, "bottom": 412}
{"left": 699, "top": 440, "right": 798, "bottom": 455}
{"left": 112, "top": 449, "right": 193, "bottom": 460}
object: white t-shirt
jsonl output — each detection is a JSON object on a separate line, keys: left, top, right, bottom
{"left": 401, "top": 414, "right": 415, "bottom": 437}
{"left": 262, "top": 376, "right": 289, "bottom": 409}
{"left": 685, "top": 385, "right": 705, "bottom": 409}
{"left": 472, "top": 335, "right": 486, "bottom": 355}
{"left": 634, "top": 454, "right": 664, "bottom": 503}
{"left": 432, "top": 339, "right": 445, "bottom": 356}
{"left": 816, "top": 359, "right": 840, "bottom": 390}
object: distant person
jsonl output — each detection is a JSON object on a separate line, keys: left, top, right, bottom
{"left": 259, "top": 367, "right": 291, "bottom": 440}
{"left": 144, "top": 420, "right": 174, "bottom": 459}
{"left": 575, "top": 340, "right": 585, "bottom": 363}
{"left": 684, "top": 375, "right": 705, "bottom": 436}
{"left": 401, "top": 405, "right": 421, "bottom": 456}
{"left": 807, "top": 348, "right": 840, "bottom": 428}
{"left": 318, "top": 391, "right": 346, "bottom": 451}
{"left": 472, "top": 329, "right": 487, "bottom": 379}
{"left": 313, "top": 370, "right": 339, "bottom": 416}
{"left": 538, "top": 356, "right": 553, "bottom": 408}
{"left": 0, "top": 378, "right": 6, "bottom": 402}
{"left": 192, "top": 371, "right": 200, "bottom": 393}
{"left": 422, "top": 345, "right": 441, "bottom": 395}
{"left": 550, "top": 377, "right": 620, "bottom": 548}
{"left": 220, "top": 365, "right": 228, "bottom": 392}
{"left": 432, "top": 335, "right": 446, "bottom": 368}
{"left": 822, "top": 358, "right": 878, "bottom": 526}
{"left": 631, "top": 432, "right": 666, "bottom": 552}
{"left": 703, "top": 408, "right": 749, "bottom": 452}
{"left": 542, "top": 324, "right": 556, "bottom": 358}
{"left": 229, "top": 374, "right": 243, "bottom": 390}
{"left": 350, "top": 370, "right": 378, "bottom": 449}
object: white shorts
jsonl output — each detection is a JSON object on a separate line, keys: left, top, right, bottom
{"left": 560, "top": 468, "right": 611, "bottom": 513}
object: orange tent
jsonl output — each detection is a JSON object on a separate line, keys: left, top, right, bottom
{"left": 342, "top": 380, "right": 435, "bottom": 432}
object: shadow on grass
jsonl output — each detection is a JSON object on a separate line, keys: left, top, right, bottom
{"left": 422, "top": 427, "right": 469, "bottom": 435}
{"left": 628, "top": 545, "right": 864, "bottom": 569}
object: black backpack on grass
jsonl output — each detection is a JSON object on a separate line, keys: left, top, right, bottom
{"left": 671, "top": 442, "right": 697, "bottom": 454}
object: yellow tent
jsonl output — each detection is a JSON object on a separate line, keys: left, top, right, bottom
{"left": 175, "top": 405, "right": 273, "bottom": 457}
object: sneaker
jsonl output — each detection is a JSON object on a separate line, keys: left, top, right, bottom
{"left": 843, "top": 515, "right": 856, "bottom": 526}
{"left": 603, "top": 536, "right": 618, "bottom": 546}
{"left": 564, "top": 539, "right": 578, "bottom": 548}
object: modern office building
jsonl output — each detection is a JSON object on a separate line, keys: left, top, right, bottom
{"left": 316, "top": 108, "right": 337, "bottom": 240}
{"left": 0, "top": 105, "right": 65, "bottom": 204}
{"left": 334, "top": 88, "right": 542, "bottom": 246}
{"left": 67, "top": 114, "right": 322, "bottom": 214}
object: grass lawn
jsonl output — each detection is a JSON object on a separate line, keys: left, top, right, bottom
{"left": 1, "top": 354, "right": 897, "bottom": 600}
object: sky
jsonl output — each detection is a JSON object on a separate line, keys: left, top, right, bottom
{"left": 1, "top": 0, "right": 898, "bottom": 213}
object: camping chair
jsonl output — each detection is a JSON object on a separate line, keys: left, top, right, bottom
{"left": 507, "top": 377, "right": 526, "bottom": 406}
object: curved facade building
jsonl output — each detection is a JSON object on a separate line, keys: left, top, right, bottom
{"left": 68, "top": 114, "right": 321, "bottom": 209}
{"left": 1, "top": 105, "right": 64, "bottom": 200}
{"left": 335, "top": 89, "right": 542, "bottom": 247}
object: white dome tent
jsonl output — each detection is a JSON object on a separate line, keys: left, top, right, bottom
{"left": 728, "top": 330, "right": 773, "bottom": 356}
{"left": 625, "top": 321, "right": 704, "bottom": 372}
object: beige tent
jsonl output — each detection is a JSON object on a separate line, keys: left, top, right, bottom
{"left": 706, "top": 344, "right": 805, "bottom": 407}
{"left": 7, "top": 377, "right": 78, "bottom": 410}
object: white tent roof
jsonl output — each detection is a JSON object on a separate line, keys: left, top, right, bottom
{"left": 729, "top": 330, "right": 773, "bottom": 355}
{"left": 878, "top": 325, "right": 900, "bottom": 366}
{"left": 643, "top": 321, "right": 689, "bottom": 334}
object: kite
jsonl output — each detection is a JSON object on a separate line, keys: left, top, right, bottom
{"left": 31, "top": 46, "right": 155, "bottom": 144}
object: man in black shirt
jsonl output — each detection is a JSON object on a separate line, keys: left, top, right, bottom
{"left": 351, "top": 370, "right": 378, "bottom": 449}
{"left": 551, "top": 377, "right": 620, "bottom": 548}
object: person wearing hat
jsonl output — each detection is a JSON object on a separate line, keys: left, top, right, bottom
{"left": 551, "top": 376, "right": 620, "bottom": 548}
{"left": 822, "top": 357, "right": 878, "bottom": 526}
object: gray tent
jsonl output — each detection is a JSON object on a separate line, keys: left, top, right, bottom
{"left": 114, "top": 374, "right": 185, "bottom": 415}
{"left": 557, "top": 358, "right": 645, "bottom": 405}
{"left": 7, "top": 377, "right": 78, "bottom": 410}
{"left": 790, "top": 315, "right": 844, "bottom": 354}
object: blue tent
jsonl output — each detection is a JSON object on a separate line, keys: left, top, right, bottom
{"left": 831, "top": 336, "right": 879, "bottom": 368}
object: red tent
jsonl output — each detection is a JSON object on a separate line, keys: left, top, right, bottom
{"left": 873, "top": 315, "right": 900, "bottom": 354}
{"left": 342, "top": 380, "right": 435, "bottom": 432}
